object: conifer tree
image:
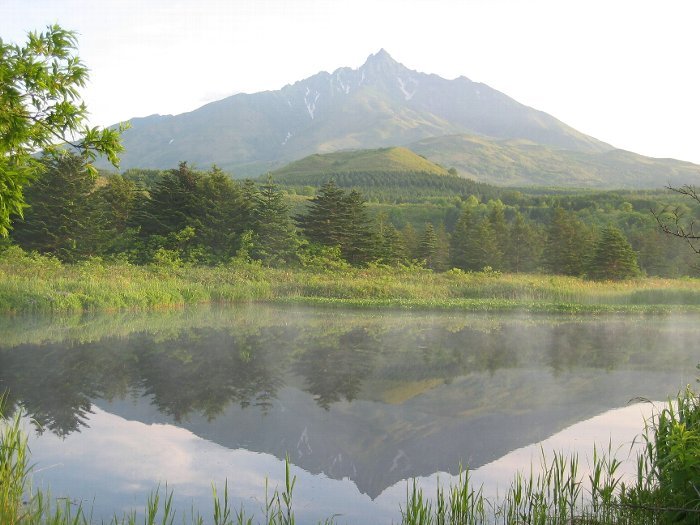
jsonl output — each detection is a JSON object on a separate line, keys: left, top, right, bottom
{"left": 297, "top": 181, "right": 377, "bottom": 265}
{"left": 196, "top": 167, "right": 250, "bottom": 262}
{"left": 251, "top": 177, "right": 299, "bottom": 266}
{"left": 433, "top": 223, "right": 452, "bottom": 272}
{"left": 487, "top": 200, "right": 508, "bottom": 269}
{"left": 587, "top": 225, "right": 640, "bottom": 280}
{"left": 543, "top": 207, "right": 593, "bottom": 276}
{"left": 94, "top": 174, "right": 140, "bottom": 257}
{"left": 343, "top": 190, "right": 378, "bottom": 265}
{"left": 418, "top": 223, "right": 439, "bottom": 269}
{"left": 296, "top": 180, "right": 350, "bottom": 248}
{"left": 401, "top": 223, "right": 419, "bottom": 261}
{"left": 450, "top": 207, "right": 473, "bottom": 270}
{"left": 377, "top": 222, "right": 406, "bottom": 265}
{"left": 506, "top": 212, "right": 542, "bottom": 272}
{"left": 12, "top": 153, "right": 100, "bottom": 260}
{"left": 135, "top": 161, "right": 202, "bottom": 238}
{"left": 469, "top": 218, "right": 501, "bottom": 271}
{"left": 97, "top": 175, "right": 138, "bottom": 235}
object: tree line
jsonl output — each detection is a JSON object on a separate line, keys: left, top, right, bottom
{"left": 4, "top": 153, "right": 659, "bottom": 281}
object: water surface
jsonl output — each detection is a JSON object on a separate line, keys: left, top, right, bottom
{"left": 1, "top": 305, "right": 697, "bottom": 523}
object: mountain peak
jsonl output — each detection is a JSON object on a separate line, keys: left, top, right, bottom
{"left": 363, "top": 48, "right": 397, "bottom": 67}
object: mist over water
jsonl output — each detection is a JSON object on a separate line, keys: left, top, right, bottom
{"left": 1, "top": 305, "right": 697, "bottom": 523}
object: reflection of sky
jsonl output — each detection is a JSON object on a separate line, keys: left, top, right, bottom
{"left": 27, "top": 408, "right": 388, "bottom": 523}
{"left": 26, "top": 403, "right": 659, "bottom": 524}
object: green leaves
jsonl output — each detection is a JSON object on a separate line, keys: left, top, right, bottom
{"left": 0, "top": 24, "right": 125, "bottom": 236}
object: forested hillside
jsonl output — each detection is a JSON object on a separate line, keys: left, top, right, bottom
{"left": 7, "top": 154, "right": 700, "bottom": 279}
{"left": 268, "top": 147, "right": 496, "bottom": 200}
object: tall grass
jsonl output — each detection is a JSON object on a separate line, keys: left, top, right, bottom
{"left": 2, "top": 389, "right": 699, "bottom": 524}
{"left": 0, "top": 398, "right": 30, "bottom": 525}
{"left": 621, "top": 387, "right": 700, "bottom": 524}
{"left": 2, "top": 247, "right": 700, "bottom": 314}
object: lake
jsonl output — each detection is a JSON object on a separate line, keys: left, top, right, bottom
{"left": 0, "top": 305, "right": 697, "bottom": 523}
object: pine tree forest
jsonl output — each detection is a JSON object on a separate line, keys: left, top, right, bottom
{"left": 7, "top": 153, "right": 700, "bottom": 280}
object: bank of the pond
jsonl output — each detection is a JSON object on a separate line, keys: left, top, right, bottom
{"left": 3, "top": 249, "right": 700, "bottom": 314}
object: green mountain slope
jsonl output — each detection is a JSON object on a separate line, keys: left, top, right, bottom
{"left": 408, "top": 134, "right": 700, "bottom": 189}
{"left": 268, "top": 147, "right": 497, "bottom": 199}
{"left": 271, "top": 146, "right": 448, "bottom": 177}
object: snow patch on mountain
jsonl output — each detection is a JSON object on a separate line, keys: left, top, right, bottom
{"left": 397, "top": 77, "right": 416, "bottom": 101}
{"left": 336, "top": 72, "right": 351, "bottom": 94}
{"left": 304, "top": 87, "right": 321, "bottom": 119}
{"left": 282, "top": 131, "right": 292, "bottom": 145}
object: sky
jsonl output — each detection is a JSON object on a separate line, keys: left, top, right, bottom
{"left": 3, "top": 0, "right": 700, "bottom": 163}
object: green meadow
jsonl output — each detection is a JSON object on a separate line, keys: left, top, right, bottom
{"left": 3, "top": 246, "right": 700, "bottom": 315}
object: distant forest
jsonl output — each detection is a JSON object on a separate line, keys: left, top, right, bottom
{"left": 6, "top": 154, "right": 700, "bottom": 279}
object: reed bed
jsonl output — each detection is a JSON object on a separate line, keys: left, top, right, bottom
{"left": 2, "top": 247, "right": 700, "bottom": 314}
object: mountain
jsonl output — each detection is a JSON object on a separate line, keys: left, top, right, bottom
{"left": 112, "top": 49, "right": 614, "bottom": 178}
{"left": 407, "top": 134, "right": 700, "bottom": 188}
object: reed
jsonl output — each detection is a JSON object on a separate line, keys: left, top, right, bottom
{"left": 0, "top": 399, "right": 31, "bottom": 525}
{"left": 3, "top": 247, "right": 700, "bottom": 315}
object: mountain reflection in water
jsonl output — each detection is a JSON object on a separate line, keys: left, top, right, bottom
{"left": 0, "top": 305, "right": 697, "bottom": 520}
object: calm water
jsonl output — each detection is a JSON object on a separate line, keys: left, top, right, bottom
{"left": 0, "top": 305, "right": 698, "bottom": 523}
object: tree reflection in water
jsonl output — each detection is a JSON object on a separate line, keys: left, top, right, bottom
{"left": 0, "top": 308, "right": 697, "bottom": 439}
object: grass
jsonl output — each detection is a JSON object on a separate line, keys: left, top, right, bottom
{"left": 2, "top": 389, "right": 699, "bottom": 524}
{"left": 3, "top": 247, "right": 700, "bottom": 315}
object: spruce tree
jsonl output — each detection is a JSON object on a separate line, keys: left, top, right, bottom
{"left": 587, "top": 225, "right": 640, "bottom": 280}
{"left": 12, "top": 153, "right": 100, "bottom": 261}
{"left": 506, "top": 212, "right": 542, "bottom": 272}
{"left": 297, "top": 181, "right": 377, "bottom": 266}
{"left": 468, "top": 218, "right": 501, "bottom": 271}
{"left": 196, "top": 167, "right": 250, "bottom": 262}
{"left": 487, "top": 200, "right": 508, "bottom": 269}
{"left": 401, "top": 223, "right": 419, "bottom": 261}
{"left": 450, "top": 207, "right": 473, "bottom": 270}
{"left": 296, "top": 180, "right": 350, "bottom": 248}
{"left": 378, "top": 222, "right": 406, "bottom": 265}
{"left": 134, "top": 161, "right": 202, "bottom": 238}
{"left": 343, "top": 190, "right": 378, "bottom": 265}
{"left": 433, "top": 223, "right": 452, "bottom": 272}
{"left": 543, "top": 207, "right": 593, "bottom": 276}
{"left": 94, "top": 174, "right": 140, "bottom": 257}
{"left": 97, "top": 175, "right": 138, "bottom": 235}
{"left": 418, "top": 223, "right": 439, "bottom": 269}
{"left": 251, "top": 177, "right": 299, "bottom": 266}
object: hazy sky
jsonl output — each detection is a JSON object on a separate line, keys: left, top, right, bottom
{"left": 3, "top": 0, "right": 700, "bottom": 162}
